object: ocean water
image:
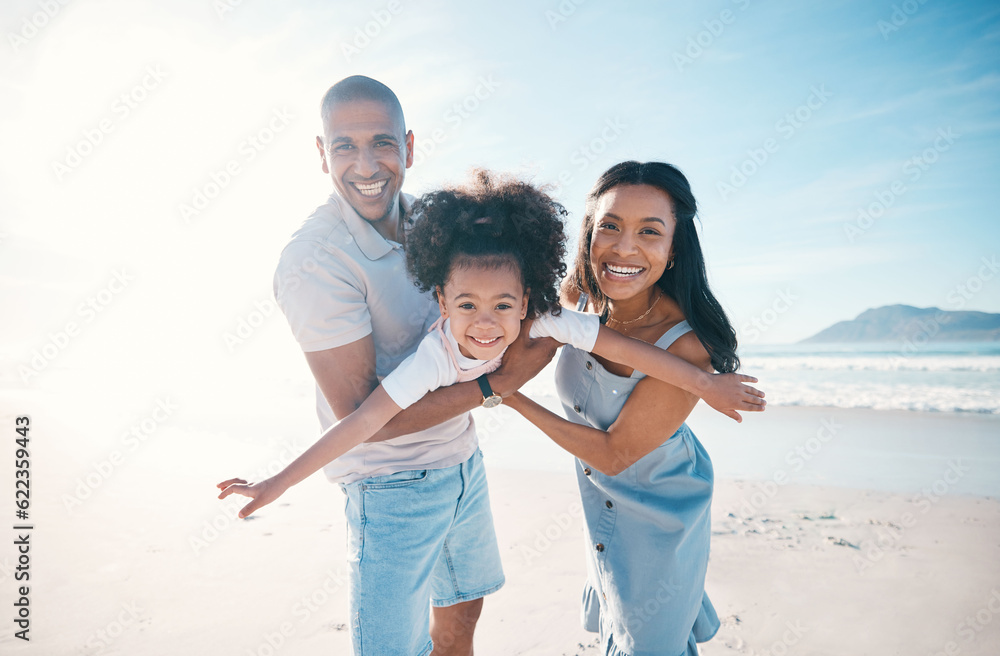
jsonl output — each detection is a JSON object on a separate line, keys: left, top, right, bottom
{"left": 5, "top": 341, "right": 999, "bottom": 498}
{"left": 739, "top": 342, "right": 1000, "bottom": 414}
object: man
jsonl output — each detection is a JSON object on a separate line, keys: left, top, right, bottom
{"left": 270, "top": 76, "right": 554, "bottom": 656}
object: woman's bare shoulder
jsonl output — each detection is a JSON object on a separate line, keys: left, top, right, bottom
{"left": 559, "top": 284, "right": 582, "bottom": 310}
{"left": 668, "top": 328, "right": 714, "bottom": 373}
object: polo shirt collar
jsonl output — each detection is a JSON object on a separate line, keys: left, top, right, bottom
{"left": 332, "top": 191, "right": 414, "bottom": 261}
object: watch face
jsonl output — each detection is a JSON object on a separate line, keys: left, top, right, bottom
{"left": 482, "top": 395, "right": 502, "bottom": 409}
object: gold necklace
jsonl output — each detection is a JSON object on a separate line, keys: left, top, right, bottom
{"left": 607, "top": 290, "right": 662, "bottom": 327}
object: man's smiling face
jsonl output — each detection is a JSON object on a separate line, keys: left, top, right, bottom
{"left": 317, "top": 98, "right": 414, "bottom": 230}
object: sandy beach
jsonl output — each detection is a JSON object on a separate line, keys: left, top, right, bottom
{"left": 1, "top": 400, "right": 999, "bottom": 655}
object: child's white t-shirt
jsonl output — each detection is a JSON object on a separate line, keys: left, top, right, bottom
{"left": 381, "top": 308, "right": 601, "bottom": 409}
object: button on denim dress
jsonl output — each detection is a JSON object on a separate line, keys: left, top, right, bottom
{"left": 555, "top": 313, "right": 720, "bottom": 656}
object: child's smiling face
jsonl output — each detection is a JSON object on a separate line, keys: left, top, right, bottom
{"left": 437, "top": 259, "right": 528, "bottom": 360}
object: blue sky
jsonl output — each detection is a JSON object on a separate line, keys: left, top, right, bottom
{"left": 1, "top": 0, "right": 998, "bottom": 387}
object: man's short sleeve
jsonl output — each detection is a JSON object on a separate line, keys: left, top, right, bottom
{"left": 530, "top": 308, "right": 601, "bottom": 352}
{"left": 380, "top": 333, "right": 457, "bottom": 409}
{"left": 273, "top": 240, "right": 371, "bottom": 352}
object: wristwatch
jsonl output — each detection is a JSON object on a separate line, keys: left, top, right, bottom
{"left": 477, "top": 374, "right": 503, "bottom": 408}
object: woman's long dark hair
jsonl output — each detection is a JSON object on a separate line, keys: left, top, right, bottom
{"left": 562, "top": 161, "right": 740, "bottom": 373}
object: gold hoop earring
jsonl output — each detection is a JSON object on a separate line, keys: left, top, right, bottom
{"left": 665, "top": 259, "right": 675, "bottom": 270}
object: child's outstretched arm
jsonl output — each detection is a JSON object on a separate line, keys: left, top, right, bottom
{"left": 591, "top": 325, "right": 765, "bottom": 422}
{"left": 217, "top": 386, "right": 401, "bottom": 518}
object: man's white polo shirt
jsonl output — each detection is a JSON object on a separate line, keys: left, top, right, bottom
{"left": 273, "top": 191, "right": 476, "bottom": 484}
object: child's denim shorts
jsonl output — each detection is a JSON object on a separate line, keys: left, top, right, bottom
{"left": 340, "top": 447, "right": 504, "bottom": 655}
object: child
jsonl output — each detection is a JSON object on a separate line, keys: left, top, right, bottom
{"left": 218, "top": 171, "right": 762, "bottom": 517}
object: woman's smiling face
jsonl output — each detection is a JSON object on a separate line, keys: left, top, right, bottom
{"left": 437, "top": 259, "right": 528, "bottom": 360}
{"left": 589, "top": 184, "right": 676, "bottom": 301}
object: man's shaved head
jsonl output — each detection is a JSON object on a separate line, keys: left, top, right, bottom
{"left": 315, "top": 75, "right": 414, "bottom": 234}
{"left": 320, "top": 75, "right": 405, "bottom": 135}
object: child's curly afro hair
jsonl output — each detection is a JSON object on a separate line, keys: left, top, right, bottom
{"left": 406, "top": 169, "right": 568, "bottom": 320}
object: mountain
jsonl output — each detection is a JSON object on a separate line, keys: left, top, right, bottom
{"left": 800, "top": 305, "right": 1000, "bottom": 343}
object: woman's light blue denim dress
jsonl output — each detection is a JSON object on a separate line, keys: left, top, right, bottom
{"left": 555, "top": 312, "right": 721, "bottom": 656}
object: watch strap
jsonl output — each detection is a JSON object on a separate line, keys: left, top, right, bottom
{"left": 476, "top": 374, "right": 494, "bottom": 400}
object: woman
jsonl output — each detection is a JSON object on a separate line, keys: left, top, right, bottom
{"left": 505, "top": 161, "right": 760, "bottom": 655}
